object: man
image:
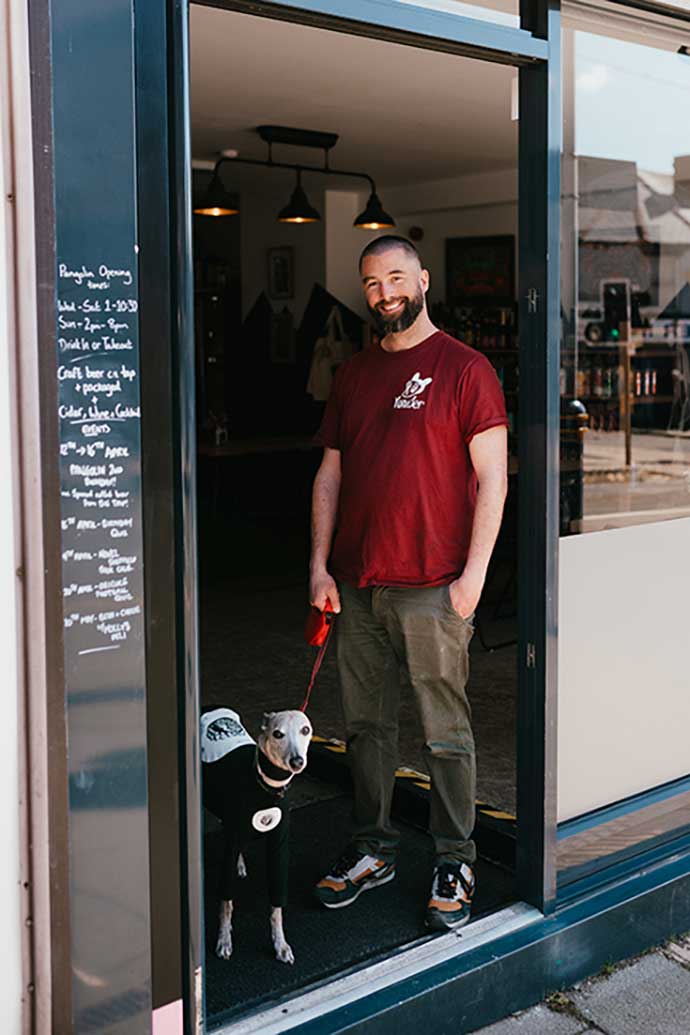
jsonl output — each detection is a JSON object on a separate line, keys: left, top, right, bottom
{"left": 310, "top": 235, "right": 508, "bottom": 930}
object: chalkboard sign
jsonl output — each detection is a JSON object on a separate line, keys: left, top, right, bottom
{"left": 51, "top": 0, "right": 152, "bottom": 1028}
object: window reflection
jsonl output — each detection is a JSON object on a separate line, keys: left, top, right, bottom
{"left": 561, "top": 30, "right": 690, "bottom": 534}
{"left": 395, "top": 0, "right": 519, "bottom": 28}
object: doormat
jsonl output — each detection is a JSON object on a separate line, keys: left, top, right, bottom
{"left": 309, "top": 736, "right": 517, "bottom": 868}
{"left": 205, "top": 794, "right": 515, "bottom": 1025}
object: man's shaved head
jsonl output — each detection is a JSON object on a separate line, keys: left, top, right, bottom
{"left": 359, "top": 235, "right": 429, "bottom": 336}
{"left": 359, "top": 235, "right": 423, "bottom": 272}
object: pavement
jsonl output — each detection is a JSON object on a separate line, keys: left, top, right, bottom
{"left": 472, "top": 935, "right": 690, "bottom": 1034}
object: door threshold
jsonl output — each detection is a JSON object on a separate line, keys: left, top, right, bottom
{"left": 210, "top": 901, "right": 539, "bottom": 1035}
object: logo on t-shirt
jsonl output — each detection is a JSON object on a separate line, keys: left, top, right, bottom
{"left": 393, "top": 372, "right": 433, "bottom": 410}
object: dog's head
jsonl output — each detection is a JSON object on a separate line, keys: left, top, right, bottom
{"left": 258, "top": 710, "right": 313, "bottom": 774}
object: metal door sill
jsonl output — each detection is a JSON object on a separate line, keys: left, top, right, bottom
{"left": 210, "top": 901, "right": 540, "bottom": 1035}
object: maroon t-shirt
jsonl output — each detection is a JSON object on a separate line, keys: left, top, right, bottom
{"left": 316, "top": 330, "right": 508, "bottom": 588}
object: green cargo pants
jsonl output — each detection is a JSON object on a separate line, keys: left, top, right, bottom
{"left": 336, "top": 581, "right": 476, "bottom": 866}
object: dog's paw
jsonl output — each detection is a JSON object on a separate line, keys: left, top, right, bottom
{"left": 215, "top": 933, "right": 233, "bottom": 960}
{"left": 237, "top": 854, "right": 247, "bottom": 879}
{"left": 275, "top": 942, "right": 295, "bottom": 965}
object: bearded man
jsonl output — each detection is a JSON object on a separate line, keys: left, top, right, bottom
{"left": 310, "top": 235, "right": 508, "bottom": 930}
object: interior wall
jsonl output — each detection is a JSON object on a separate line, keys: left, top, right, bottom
{"left": 558, "top": 517, "right": 690, "bottom": 822}
{"left": 324, "top": 189, "right": 370, "bottom": 319}
{"left": 384, "top": 168, "right": 517, "bottom": 303}
{"left": 323, "top": 169, "right": 518, "bottom": 315}
{"left": 240, "top": 179, "right": 326, "bottom": 323}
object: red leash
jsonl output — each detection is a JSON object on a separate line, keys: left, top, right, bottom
{"left": 301, "top": 604, "right": 336, "bottom": 713}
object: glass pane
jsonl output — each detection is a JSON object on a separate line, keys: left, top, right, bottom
{"left": 561, "top": 28, "right": 690, "bottom": 536}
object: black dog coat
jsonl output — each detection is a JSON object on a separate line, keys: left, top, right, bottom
{"left": 201, "top": 709, "right": 290, "bottom": 907}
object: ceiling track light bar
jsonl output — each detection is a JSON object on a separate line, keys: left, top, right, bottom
{"left": 211, "top": 153, "right": 376, "bottom": 194}
{"left": 196, "top": 125, "right": 395, "bottom": 228}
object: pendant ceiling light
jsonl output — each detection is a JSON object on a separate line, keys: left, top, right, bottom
{"left": 353, "top": 191, "right": 396, "bottom": 231}
{"left": 195, "top": 126, "right": 395, "bottom": 230}
{"left": 193, "top": 170, "right": 238, "bottom": 217}
{"left": 277, "top": 169, "right": 321, "bottom": 224}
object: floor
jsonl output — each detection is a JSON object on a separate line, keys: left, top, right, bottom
{"left": 197, "top": 461, "right": 518, "bottom": 1023}
{"left": 204, "top": 787, "right": 515, "bottom": 1024}
{"left": 199, "top": 545, "right": 517, "bottom": 815}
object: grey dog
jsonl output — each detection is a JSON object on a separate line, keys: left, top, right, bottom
{"left": 201, "top": 707, "right": 313, "bottom": 964}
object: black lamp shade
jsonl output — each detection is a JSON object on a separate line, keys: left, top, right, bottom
{"left": 353, "top": 191, "right": 395, "bottom": 230}
{"left": 277, "top": 182, "right": 321, "bottom": 224}
{"left": 194, "top": 171, "right": 238, "bottom": 216}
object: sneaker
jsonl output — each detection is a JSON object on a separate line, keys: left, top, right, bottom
{"left": 314, "top": 847, "right": 396, "bottom": 909}
{"left": 425, "top": 862, "right": 475, "bottom": 930}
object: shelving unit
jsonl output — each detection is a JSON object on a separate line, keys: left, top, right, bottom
{"left": 430, "top": 301, "right": 519, "bottom": 452}
{"left": 560, "top": 323, "right": 690, "bottom": 472}
{"left": 567, "top": 335, "right": 685, "bottom": 433}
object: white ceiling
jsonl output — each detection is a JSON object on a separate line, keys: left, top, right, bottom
{"left": 190, "top": 6, "right": 518, "bottom": 188}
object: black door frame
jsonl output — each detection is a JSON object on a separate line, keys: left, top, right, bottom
{"left": 149, "top": 0, "right": 562, "bottom": 1028}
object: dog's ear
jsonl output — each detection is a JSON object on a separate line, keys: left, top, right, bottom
{"left": 261, "top": 712, "right": 275, "bottom": 731}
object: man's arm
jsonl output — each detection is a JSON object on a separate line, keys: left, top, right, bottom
{"left": 449, "top": 425, "right": 508, "bottom": 619}
{"left": 310, "top": 447, "right": 342, "bottom": 612}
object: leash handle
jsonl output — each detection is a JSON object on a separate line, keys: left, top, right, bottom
{"left": 301, "top": 615, "right": 335, "bottom": 713}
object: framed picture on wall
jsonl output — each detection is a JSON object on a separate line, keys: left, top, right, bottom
{"left": 445, "top": 235, "right": 515, "bottom": 307}
{"left": 267, "top": 246, "right": 294, "bottom": 300}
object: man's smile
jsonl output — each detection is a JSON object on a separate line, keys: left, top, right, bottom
{"left": 378, "top": 299, "right": 406, "bottom": 316}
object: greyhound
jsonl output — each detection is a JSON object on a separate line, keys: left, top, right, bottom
{"left": 201, "top": 707, "right": 313, "bottom": 964}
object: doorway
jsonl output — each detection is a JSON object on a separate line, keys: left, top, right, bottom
{"left": 187, "top": 3, "right": 531, "bottom": 1025}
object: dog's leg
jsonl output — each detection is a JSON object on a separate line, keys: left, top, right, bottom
{"left": 266, "top": 814, "right": 293, "bottom": 962}
{"left": 215, "top": 900, "right": 234, "bottom": 959}
{"left": 217, "top": 830, "right": 241, "bottom": 960}
{"left": 270, "top": 907, "right": 294, "bottom": 965}
{"left": 237, "top": 852, "right": 247, "bottom": 879}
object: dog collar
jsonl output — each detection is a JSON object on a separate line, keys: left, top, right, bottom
{"left": 255, "top": 749, "right": 294, "bottom": 798}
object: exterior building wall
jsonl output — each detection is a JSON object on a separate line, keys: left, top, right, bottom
{"left": 0, "top": 4, "right": 28, "bottom": 1032}
{"left": 5, "top": 0, "right": 690, "bottom": 1030}
{"left": 558, "top": 518, "right": 690, "bottom": 821}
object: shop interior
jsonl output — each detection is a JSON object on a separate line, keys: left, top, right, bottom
{"left": 189, "top": 5, "right": 521, "bottom": 1023}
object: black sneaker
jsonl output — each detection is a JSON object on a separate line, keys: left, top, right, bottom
{"left": 314, "top": 847, "right": 396, "bottom": 909}
{"left": 425, "top": 862, "right": 475, "bottom": 930}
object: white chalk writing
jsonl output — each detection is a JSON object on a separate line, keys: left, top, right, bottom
{"left": 56, "top": 254, "right": 144, "bottom": 654}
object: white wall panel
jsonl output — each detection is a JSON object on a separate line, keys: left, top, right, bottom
{"left": 558, "top": 518, "right": 690, "bottom": 822}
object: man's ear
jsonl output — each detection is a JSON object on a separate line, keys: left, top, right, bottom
{"left": 421, "top": 268, "right": 430, "bottom": 294}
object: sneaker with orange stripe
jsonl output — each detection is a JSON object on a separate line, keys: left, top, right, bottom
{"left": 425, "top": 862, "right": 475, "bottom": 930}
{"left": 314, "top": 847, "right": 396, "bottom": 909}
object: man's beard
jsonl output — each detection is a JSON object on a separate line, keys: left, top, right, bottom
{"left": 369, "top": 289, "right": 425, "bottom": 336}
